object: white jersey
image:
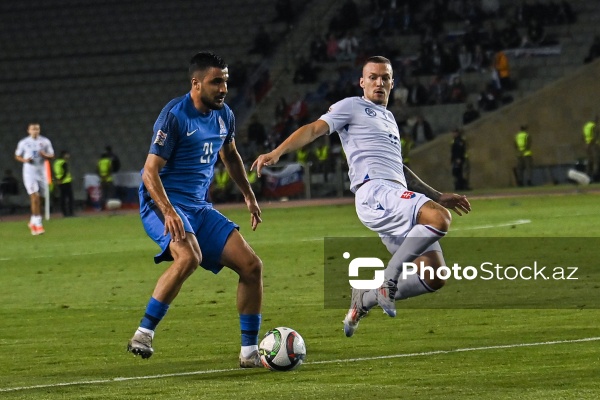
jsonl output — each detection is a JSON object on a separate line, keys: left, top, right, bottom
{"left": 15, "top": 135, "right": 54, "bottom": 172}
{"left": 319, "top": 96, "right": 406, "bottom": 192}
{"left": 15, "top": 135, "right": 54, "bottom": 195}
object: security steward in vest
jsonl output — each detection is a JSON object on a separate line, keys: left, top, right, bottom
{"left": 515, "top": 126, "right": 533, "bottom": 186}
{"left": 583, "top": 117, "right": 599, "bottom": 181}
{"left": 53, "top": 150, "right": 74, "bottom": 216}
{"left": 97, "top": 151, "right": 114, "bottom": 208}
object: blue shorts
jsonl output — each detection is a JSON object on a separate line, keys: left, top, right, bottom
{"left": 139, "top": 197, "right": 238, "bottom": 274}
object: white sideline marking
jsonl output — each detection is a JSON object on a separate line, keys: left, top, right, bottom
{"left": 1, "top": 336, "right": 598, "bottom": 393}
{"left": 452, "top": 219, "right": 531, "bottom": 231}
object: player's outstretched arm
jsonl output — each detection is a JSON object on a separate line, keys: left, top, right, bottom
{"left": 403, "top": 165, "right": 471, "bottom": 216}
{"left": 220, "top": 142, "right": 262, "bottom": 231}
{"left": 251, "top": 119, "right": 330, "bottom": 177}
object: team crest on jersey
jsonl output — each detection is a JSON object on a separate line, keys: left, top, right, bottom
{"left": 154, "top": 130, "right": 167, "bottom": 146}
{"left": 400, "top": 191, "right": 416, "bottom": 199}
{"left": 218, "top": 116, "right": 227, "bottom": 138}
{"left": 365, "top": 108, "right": 376, "bottom": 117}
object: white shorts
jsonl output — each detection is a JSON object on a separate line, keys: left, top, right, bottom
{"left": 22, "top": 167, "right": 47, "bottom": 196}
{"left": 355, "top": 179, "right": 441, "bottom": 254}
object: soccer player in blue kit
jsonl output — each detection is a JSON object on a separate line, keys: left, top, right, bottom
{"left": 127, "top": 52, "right": 264, "bottom": 368}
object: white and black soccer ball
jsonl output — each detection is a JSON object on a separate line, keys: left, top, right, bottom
{"left": 258, "top": 327, "right": 306, "bottom": 371}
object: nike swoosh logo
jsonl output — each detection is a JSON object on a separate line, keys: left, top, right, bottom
{"left": 187, "top": 129, "right": 198, "bottom": 136}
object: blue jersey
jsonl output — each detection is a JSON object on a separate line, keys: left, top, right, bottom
{"left": 142, "top": 93, "right": 235, "bottom": 205}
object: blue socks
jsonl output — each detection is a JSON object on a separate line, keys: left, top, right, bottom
{"left": 139, "top": 297, "right": 170, "bottom": 331}
{"left": 240, "top": 314, "right": 261, "bottom": 346}
{"left": 138, "top": 299, "right": 261, "bottom": 351}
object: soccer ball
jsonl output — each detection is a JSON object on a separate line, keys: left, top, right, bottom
{"left": 258, "top": 327, "right": 306, "bottom": 371}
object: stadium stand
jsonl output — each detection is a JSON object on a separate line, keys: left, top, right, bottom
{"left": 0, "top": 0, "right": 599, "bottom": 206}
{"left": 0, "top": 0, "right": 317, "bottom": 203}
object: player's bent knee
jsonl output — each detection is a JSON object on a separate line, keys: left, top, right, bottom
{"left": 438, "top": 208, "right": 452, "bottom": 231}
{"left": 425, "top": 208, "right": 451, "bottom": 232}
{"left": 240, "top": 255, "right": 263, "bottom": 281}
{"left": 172, "top": 248, "right": 201, "bottom": 275}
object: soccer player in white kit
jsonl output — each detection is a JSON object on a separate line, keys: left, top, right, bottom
{"left": 14, "top": 123, "right": 55, "bottom": 235}
{"left": 252, "top": 56, "right": 471, "bottom": 336}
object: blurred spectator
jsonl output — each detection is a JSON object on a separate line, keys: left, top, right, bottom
{"left": 274, "top": 96, "right": 288, "bottom": 122}
{"left": 582, "top": 117, "right": 599, "bottom": 181}
{"left": 407, "top": 77, "right": 428, "bottom": 106}
{"left": 514, "top": 125, "right": 533, "bottom": 186}
{"left": 105, "top": 145, "right": 121, "bottom": 173}
{"left": 392, "top": 79, "right": 409, "bottom": 106}
{"left": 253, "top": 68, "right": 272, "bottom": 103}
{"left": 450, "top": 128, "right": 469, "bottom": 190}
{"left": 449, "top": 76, "right": 467, "bottom": 103}
{"left": 492, "top": 50, "right": 512, "bottom": 90}
{"left": 249, "top": 26, "right": 272, "bottom": 57}
{"left": 458, "top": 44, "right": 475, "bottom": 73}
{"left": 97, "top": 150, "right": 114, "bottom": 207}
{"left": 411, "top": 114, "right": 434, "bottom": 145}
{"left": 337, "top": 31, "right": 360, "bottom": 61}
{"left": 462, "top": 102, "right": 481, "bottom": 125}
{"left": 478, "top": 82, "right": 499, "bottom": 111}
{"left": 584, "top": 35, "right": 600, "bottom": 64}
{"left": 311, "top": 135, "right": 333, "bottom": 181}
{"left": 412, "top": 48, "right": 433, "bottom": 76}
{"left": 472, "top": 44, "right": 489, "bottom": 72}
{"left": 326, "top": 33, "right": 340, "bottom": 61}
{"left": 430, "top": 44, "right": 448, "bottom": 75}
{"left": 247, "top": 115, "right": 267, "bottom": 155}
{"left": 210, "top": 160, "right": 233, "bottom": 203}
{"left": 53, "top": 150, "right": 74, "bottom": 217}
{"left": 310, "top": 35, "right": 327, "bottom": 62}
{"left": 287, "top": 92, "right": 310, "bottom": 127}
{"left": 427, "top": 75, "right": 450, "bottom": 105}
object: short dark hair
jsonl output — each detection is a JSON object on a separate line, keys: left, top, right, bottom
{"left": 362, "top": 56, "right": 392, "bottom": 69}
{"left": 189, "top": 51, "right": 227, "bottom": 79}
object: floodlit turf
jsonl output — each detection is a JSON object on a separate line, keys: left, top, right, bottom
{"left": 0, "top": 187, "right": 599, "bottom": 399}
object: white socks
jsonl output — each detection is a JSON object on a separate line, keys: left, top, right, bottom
{"left": 240, "top": 345, "right": 258, "bottom": 357}
{"left": 361, "top": 224, "right": 446, "bottom": 310}
{"left": 137, "top": 327, "right": 154, "bottom": 338}
{"left": 383, "top": 224, "right": 446, "bottom": 282}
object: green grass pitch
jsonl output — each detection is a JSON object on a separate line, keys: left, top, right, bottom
{"left": 0, "top": 187, "right": 599, "bottom": 399}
